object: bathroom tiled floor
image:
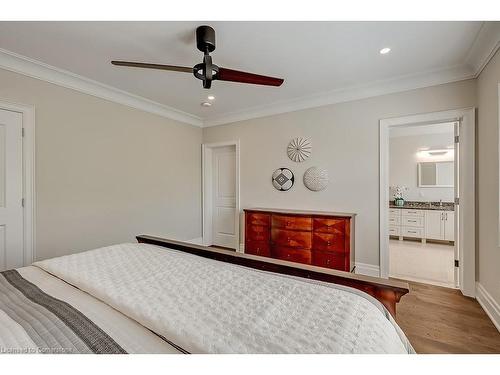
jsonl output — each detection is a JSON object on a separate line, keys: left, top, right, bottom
{"left": 389, "top": 239, "right": 455, "bottom": 288}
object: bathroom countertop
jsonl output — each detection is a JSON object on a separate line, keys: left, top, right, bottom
{"left": 389, "top": 201, "right": 454, "bottom": 211}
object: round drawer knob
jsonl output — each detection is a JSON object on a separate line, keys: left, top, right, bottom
{"left": 327, "top": 241, "right": 331, "bottom": 246}
{"left": 326, "top": 259, "right": 331, "bottom": 265}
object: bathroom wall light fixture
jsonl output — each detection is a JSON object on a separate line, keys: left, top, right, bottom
{"left": 427, "top": 150, "right": 449, "bottom": 156}
{"left": 417, "top": 148, "right": 454, "bottom": 159}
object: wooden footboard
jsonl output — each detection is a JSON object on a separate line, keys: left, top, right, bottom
{"left": 136, "top": 235, "right": 409, "bottom": 317}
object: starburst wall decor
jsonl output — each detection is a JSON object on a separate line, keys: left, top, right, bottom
{"left": 287, "top": 137, "right": 312, "bottom": 163}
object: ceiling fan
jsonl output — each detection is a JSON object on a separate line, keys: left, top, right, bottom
{"left": 111, "top": 25, "right": 284, "bottom": 89}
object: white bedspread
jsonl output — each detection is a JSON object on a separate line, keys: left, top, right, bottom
{"left": 35, "top": 243, "right": 413, "bottom": 354}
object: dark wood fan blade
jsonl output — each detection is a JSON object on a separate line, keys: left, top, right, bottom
{"left": 217, "top": 68, "right": 284, "bottom": 86}
{"left": 111, "top": 61, "right": 192, "bottom": 73}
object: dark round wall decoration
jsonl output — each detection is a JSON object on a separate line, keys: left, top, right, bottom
{"left": 272, "top": 168, "right": 295, "bottom": 191}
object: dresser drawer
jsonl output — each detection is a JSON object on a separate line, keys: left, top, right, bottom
{"left": 388, "top": 226, "right": 400, "bottom": 236}
{"left": 312, "top": 218, "right": 346, "bottom": 234}
{"left": 272, "top": 247, "right": 311, "bottom": 265}
{"left": 312, "top": 232, "right": 345, "bottom": 253}
{"left": 402, "top": 216, "right": 424, "bottom": 227}
{"left": 402, "top": 227, "right": 424, "bottom": 238}
{"left": 272, "top": 215, "right": 312, "bottom": 231}
{"left": 246, "top": 225, "right": 270, "bottom": 242}
{"left": 388, "top": 216, "right": 401, "bottom": 225}
{"left": 246, "top": 212, "right": 271, "bottom": 226}
{"left": 401, "top": 209, "right": 424, "bottom": 217}
{"left": 312, "top": 251, "right": 346, "bottom": 270}
{"left": 245, "top": 241, "right": 271, "bottom": 257}
{"left": 271, "top": 229, "right": 312, "bottom": 248}
{"left": 389, "top": 208, "right": 401, "bottom": 216}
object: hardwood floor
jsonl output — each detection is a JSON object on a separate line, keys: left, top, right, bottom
{"left": 395, "top": 280, "right": 500, "bottom": 353}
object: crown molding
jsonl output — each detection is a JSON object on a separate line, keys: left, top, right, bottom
{"left": 203, "top": 64, "right": 475, "bottom": 127}
{"left": 204, "top": 22, "right": 500, "bottom": 127}
{"left": 0, "top": 48, "right": 203, "bottom": 127}
{"left": 465, "top": 22, "right": 500, "bottom": 77}
{"left": 1, "top": 22, "right": 498, "bottom": 129}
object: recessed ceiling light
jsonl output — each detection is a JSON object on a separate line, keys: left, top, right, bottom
{"left": 379, "top": 47, "right": 391, "bottom": 55}
{"left": 201, "top": 101, "right": 212, "bottom": 107}
{"left": 207, "top": 95, "right": 215, "bottom": 101}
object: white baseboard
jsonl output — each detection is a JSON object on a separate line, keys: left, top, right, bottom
{"left": 355, "top": 262, "right": 380, "bottom": 277}
{"left": 186, "top": 237, "right": 203, "bottom": 245}
{"left": 476, "top": 282, "right": 500, "bottom": 332}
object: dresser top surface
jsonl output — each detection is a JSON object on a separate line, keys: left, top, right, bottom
{"left": 244, "top": 207, "right": 356, "bottom": 218}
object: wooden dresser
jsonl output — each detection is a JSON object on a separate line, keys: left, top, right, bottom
{"left": 244, "top": 208, "right": 355, "bottom": 272}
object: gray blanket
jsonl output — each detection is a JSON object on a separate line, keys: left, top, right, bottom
{"left": 0, "top": 270, "right": 126, "bottom": 354}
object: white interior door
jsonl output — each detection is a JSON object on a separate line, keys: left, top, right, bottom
{"left": 454, "top": 121, "right": 460, "bottom": 288}
{"left": 0, "top": 109, "right": 23, "bottom": 271}
{"left": 212, "top": 146, "right": 237, "bottom": 249}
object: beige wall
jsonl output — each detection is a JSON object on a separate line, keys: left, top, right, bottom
{"left": 477, "top": 49, "right": 500, "bottom": 305}
{"left": 389, "top": 132, "right": 455, "bottom": 202}
{"left": 203, "top": 80, "right": 476, "bottom": 266}
{"left": 0, "top": 68, "right": 202, "bottom": 261}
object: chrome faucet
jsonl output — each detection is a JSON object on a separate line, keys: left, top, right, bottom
{"left": 439, "top": 199, "right": 443, "bottom": 207}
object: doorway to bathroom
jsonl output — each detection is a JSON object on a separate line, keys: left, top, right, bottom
{"left": 388, "top": 122, "right": 456, "bottom": 288}
{"left": 379, "top": 108, "right": 475, "bottom": 297}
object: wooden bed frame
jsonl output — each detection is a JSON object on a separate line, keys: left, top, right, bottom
{"left": 137, "top": 235, "right": 409, "bottom": 317}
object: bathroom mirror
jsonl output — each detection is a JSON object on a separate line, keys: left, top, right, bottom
{"left": 418, "top": 161, "right": 454, "bottom": 187}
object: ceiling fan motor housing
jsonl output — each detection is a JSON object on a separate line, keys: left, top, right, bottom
{"left": 194, "top": 26, "right": 218, "bottom": 88}
{"left": 196, "top": 25, "right": 216, "bottom": 53}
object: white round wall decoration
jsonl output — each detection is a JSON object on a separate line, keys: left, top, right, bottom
{"left": 287, "top": 137, "right": 312, "bottom": 162}
{"left": 272, "top": 168, "right": 294, "bottom": 191}
{"left": 303, "top": 167, "right": 329, "bottom": 191}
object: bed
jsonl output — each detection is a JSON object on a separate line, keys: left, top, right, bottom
{"left": 0, "top": 235, "right": 413, "bottom": 354}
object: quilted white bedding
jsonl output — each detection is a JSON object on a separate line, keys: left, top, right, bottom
{"left": 35, "top": 243, "right": 413, "bottom": 354}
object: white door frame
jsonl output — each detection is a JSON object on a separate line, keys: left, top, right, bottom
{"left": 202, "top": 140, "right": 240, "bottom": 251}
{"left": 0, "top": 98, "right": 35, "bottom": 266}
{"left": 379, "top": 108, "right": 475, "bottom": 297}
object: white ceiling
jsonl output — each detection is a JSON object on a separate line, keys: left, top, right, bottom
{"left": 0, "top": 21, "right": 497, "bottom": 126}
